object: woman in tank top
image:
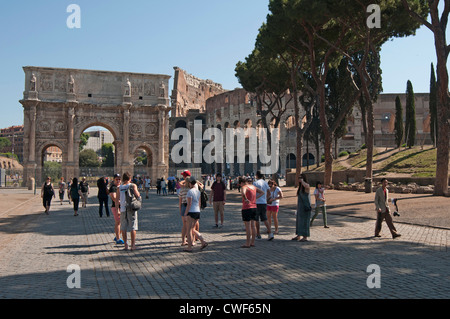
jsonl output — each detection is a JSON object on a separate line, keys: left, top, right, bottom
{"left": 240, "top": 177, "right": 264, "bottom": 248}
{"left": 41, "top": 176, "right": 55, "bottom": 215}
{"left": 267, "top": 179, "right": 283, "bottom": 235}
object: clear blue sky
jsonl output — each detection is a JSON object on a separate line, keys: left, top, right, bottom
{"left": 0, "top": 0, "right": 446, "bottom": 129}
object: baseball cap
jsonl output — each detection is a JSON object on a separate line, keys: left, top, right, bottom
{"left": 181, "top": 170, "right": 191, "bottom": 177}
{"left": 114, "top": 174, "right": 121, "bottom": 178}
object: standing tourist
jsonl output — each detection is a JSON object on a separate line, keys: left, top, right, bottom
{"left": 292, "top": 174, "right": 311, "bottom": 242}
{"left": 70, "top": 177, "right": 81, "bottom": 216}
{"left": 97, "top": 177, "right": 110, "bottom": 218}
{"left": 184, "top": 178, "right": 208, "bottom": 252}
{"left": 253, "top": 171, "right": 274, "bottom": 241}
{"left": 161, "top": 177, "right": 167, "bottom": 196}
{"left": 178, "top": 176, "right": 191, "bottom": 246}
{"left": 374, "top": 178, "right": 401, "bottom": 239}
{"left": 144, "top": 176, "right": 151, "bottom": 199}
{"left": 109, "top": 174, "right": 124, "bottom": 244}
{"left": 240, "top": 177, "right": 265, "bottom": 248}
{"left": 41, "top": 176, "right": 55, "bottom": 215}
{"left": 210, "top": 173, "right": 227, "bottom": 228}
{"left": 180, "top": 170, "right": 203, "bottom": 242}
{"left": 67, "top": 178, "right": 72, "bottom": 204}
{"left": 58, "top": 177, "right": 66, "bottom": 205}
{"left": 156, "top": 178, "right": 161, "bottom": 195}
{"left": 310, "top": 181, "right": 329, "bottom": 228}
{"left": 116, "top": 172, "right": 141, "bottom": 251}
{"left": 79, "top": 177, "right": 89, "bottom": 208}
{"left": 267, "top": 179, "right": 283, "bottom": 235}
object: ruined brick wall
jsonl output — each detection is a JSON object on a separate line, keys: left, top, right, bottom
{"left": 170, "top": 67, "right": 227, "bottom": 117}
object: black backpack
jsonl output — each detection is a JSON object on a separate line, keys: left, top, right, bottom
{"left": 125, "top": 183, "right": 142, "bottom": 211}
{"left": 200, "top": 187, "right": 208, "bottom": 210}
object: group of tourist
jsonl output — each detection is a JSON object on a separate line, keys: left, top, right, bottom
{"left": 41, "top": 169, "right": 401, "bottom": 252}
{"left": 41, "top": 176, "right": 89, "bottom": 216}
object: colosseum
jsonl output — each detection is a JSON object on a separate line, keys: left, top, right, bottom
{"left": 169, "top": 67, "right": 434, "bottom": 178}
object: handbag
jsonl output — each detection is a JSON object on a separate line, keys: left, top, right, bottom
{"left": 126, "top": 183, "right": 142, "bottom": 211}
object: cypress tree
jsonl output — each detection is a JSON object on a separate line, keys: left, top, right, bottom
{"left": 405, "top": 80, "right": 416, "bottom": 148}
{"left": 394, "top": 96, "right": 403, "bottom": 148}
{"left": 429, "top": 63, "right": 438, "bottom": 147}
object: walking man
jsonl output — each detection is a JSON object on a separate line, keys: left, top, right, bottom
{"left": 79, "top": 177, "right": 89, "bottom": 208}
{"left": 58, "top": 177, "right": 66, "bottom": 205}
{"left": 374, "top": 178, "right": 401, "bottom": 239}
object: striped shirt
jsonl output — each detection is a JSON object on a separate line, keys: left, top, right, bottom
{"left": 179, "top": 185, "right": 189, "bottom": 204}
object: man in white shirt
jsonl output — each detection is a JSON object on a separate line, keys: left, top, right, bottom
{"left": 253, "top": 171, "right": 274, "bottom": 240}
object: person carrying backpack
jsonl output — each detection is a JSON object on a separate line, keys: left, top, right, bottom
{"left": 116, "top": 172, "right": 141, "bottom": 251}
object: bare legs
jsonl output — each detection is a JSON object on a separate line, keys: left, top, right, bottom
{"left": 267, "top": 210, "right": 279, "bottom": 234}
{"left": 242, "top": 220, "right": 256, "bottom": 248}
{"left": 185, "top": 217, "right": 207, "bottom": 251}
{"left": 122, "top": 230, "right": 136, "bottom": 250}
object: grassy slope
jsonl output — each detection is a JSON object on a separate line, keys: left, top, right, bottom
{"left": 307, "top": 146, "right": 437, "bottom": 177}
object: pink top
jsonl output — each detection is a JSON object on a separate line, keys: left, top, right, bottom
{"left": 242, "top": 186, "right": 257, "bottom": 210}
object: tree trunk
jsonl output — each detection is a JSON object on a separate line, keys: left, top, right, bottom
{"left": 359, "top": 96, "right": 368, "bottom": 146}
{"left": 292, "top": 69, "right": 303, "bottom": 187}
{"left": 317, "top": 85, "right": 333, "bottom": 186}
{"left": 365, "top": 102, "right": 375, "bottom": 191}
{"left": 294, "top": 94, "right": 302, "bottom": 187}
{"left": 401, "top": 0, "right": 449, "bottom": 196}
{"left": 434, "top": 43, "right": 449, "bottom": 196}
{"left": 315, "top": 138, "right": 320, "bottom": 168}
{"left": 334, "top": 135, "right": 338, "bottom": 160}
{"left": 323, "top": 133, "right": 333, "bottom": 186}
{"left": 432, "top": 6, "right": 450, "bottom": 196}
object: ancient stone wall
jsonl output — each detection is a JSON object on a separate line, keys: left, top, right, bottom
{"left": 171, "top": 67, "right": 226, "bottom": 117}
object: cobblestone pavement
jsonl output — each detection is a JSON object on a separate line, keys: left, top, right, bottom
{"left": 0, "top": 188, "right": 449, "bottom": 300}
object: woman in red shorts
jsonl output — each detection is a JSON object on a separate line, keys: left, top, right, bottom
{"left": 240, "top": 177, "right": 264, "bottom": 248}
{"left": 267, "top": 179, "right": 283, "bottom": 235}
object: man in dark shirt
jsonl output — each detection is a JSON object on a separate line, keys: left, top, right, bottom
{"left": 79, "top": 177, "right": 89, "bottom": 208}
{"left": 210, "top": 174, "right": 227, "bottom": 228}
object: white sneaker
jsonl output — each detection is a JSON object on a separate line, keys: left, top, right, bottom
{"left": 268, "top": 233, "right": 274, "bottom": 241}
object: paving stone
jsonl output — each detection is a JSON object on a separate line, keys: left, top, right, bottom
{"left": 0, "top": 188, "right": 448, "bottom": 299}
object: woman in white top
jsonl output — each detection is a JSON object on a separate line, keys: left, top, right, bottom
{"left": 184, "top": 178, "right": 208, "bottom": 252}
{"left": 311, "top": 181, "right": 329, "bottom": 228}
{"left": 267, "top": 179, "right": 283, "bottom": 235}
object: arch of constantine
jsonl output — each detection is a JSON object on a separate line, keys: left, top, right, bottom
{"left": 20, "top": 66, "right": 171, "bottom": 185}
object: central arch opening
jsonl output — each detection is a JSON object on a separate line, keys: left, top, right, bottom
{"left": 133, "top": 145, "right": 154, "bottom": 182}
{"left": 79, "top": 125, "right": 116, "bottom": 182}
{"left": 42, "top": 144, "right": 63, "bottom": 183}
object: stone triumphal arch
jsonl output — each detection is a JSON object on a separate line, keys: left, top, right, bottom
{"left": 20, "top": 66, "right": 171, "bottom": 185}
